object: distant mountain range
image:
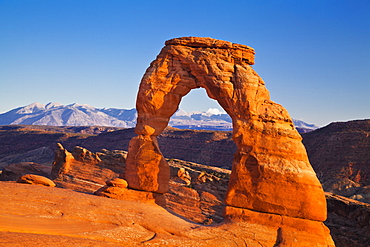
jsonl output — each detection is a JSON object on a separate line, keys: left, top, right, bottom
{"left": 0, "top": 102, "right": 318, "bottom": 133}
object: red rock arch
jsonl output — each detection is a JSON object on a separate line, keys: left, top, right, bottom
{"left": 124, "top": 37, "right": 326, "bottom": 222}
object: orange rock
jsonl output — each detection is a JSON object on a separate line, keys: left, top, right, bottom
{"left": 177, "top": 167, "right": 191, "bottom": 185}
{"left": 0, "top": 181, "right": 335, "bottom": 246}
{"left": 17, "top": 174, "right": 56, "bottom": 187}
{"left": 165, "top": 184, "right": 204, "bottom": 223}
{"left": 50, "top": 143, "right": 124, "bottom": 193}
{"left": 95, "top": 185, "right": 166, "bottom": 207}
{"left": 224, "top": 206, "right": 335, "bottom": 246}
{"left": 50, "top": 143, "right": 74, "bottom": 180}
{"left": 127, "top": 36, "right": 327, "bottom": 222}
{"left": 125, "top": 135, "right": 170, "bottom": 193}
{"left": 106, "top": 178, "right": 128, "bottom": 188}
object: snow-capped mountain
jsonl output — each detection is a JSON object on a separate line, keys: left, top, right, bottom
{"left": 0, "top": 103, "right": 137, "bottom": 128}
{"left": 292, "top": 119, "right": 318, "bottom": 133}
{"left": 0, "top": 103, "right": 318, "bottom": 132}
{"left": 170, "top": 108, "right": 232, "bottom": 131}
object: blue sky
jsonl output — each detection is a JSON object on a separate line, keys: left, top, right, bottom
{"left": 0, "top": 0, "right": 369, "bottom": 126}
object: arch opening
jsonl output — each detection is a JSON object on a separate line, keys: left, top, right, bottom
{"left": 168, "top": 87, "right": 231, "bottom": 131}
{"left": 178, "top": 87, "right": 224, "bottom": 114}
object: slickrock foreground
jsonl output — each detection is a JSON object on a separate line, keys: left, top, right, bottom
{"left": 0, "top": 182, "right": 334, "bottom": 246}
{"left": 124, "top": 37, "right": 333, "bottom": 245}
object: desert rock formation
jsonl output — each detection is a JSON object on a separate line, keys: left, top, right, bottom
{"left": 1, "top": 125, "right": 369, "bottom": 245}
{"left": 0, "top": 37, "right": 342, "bottom": 245}
{"left": 126, "top": 37, "right": 325, "bottom": 216}
{"left": 325, "top": 192, "right": 370, "bottom": 246}
{"left": 2, "top": 150, "right": 368, "bottom": 245}
{"left": 123, "top": 37, "right": 333, "bottom": 245}
{"left": 51, "top": 143, "right": 126, "bottom": 193}
{"left": 17, "top": 174, "right": 55, "bottom": 187}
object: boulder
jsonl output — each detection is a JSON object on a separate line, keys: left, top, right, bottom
{"left": 95, "top": 179, "right": 166, "bottom": 207}
{"left": 17, "top": 174, "right": 55, "bottom": 187}
{"left": 50, "top": 143, "right": 74, "bottom": 180}
{"left": 106, "top": 177, "right": 128, "bottom": 188}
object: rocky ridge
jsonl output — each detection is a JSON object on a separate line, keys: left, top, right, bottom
{"left": 302, "top": 119, "right": 370, "bottom": 203}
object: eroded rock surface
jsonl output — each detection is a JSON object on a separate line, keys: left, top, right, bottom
{"left": 126, "top": 37, "right": 326, "bottom": 217}
{"left": 125, "top": 135, "right": 169, "bottom": 193}
{"left": 325, "top": 192, "right": 370, "bottom": 247}
{"left": 124, "top": 36, "right": 333, "bottom": 245}
{"left": 17, "top": 174, "right": 55, "bottom": 187}
{"left": 51, "top": 143, "right": 126, "bottom": 193}
{"left": 0, "top": 182, "right": 335, "bottom": 246}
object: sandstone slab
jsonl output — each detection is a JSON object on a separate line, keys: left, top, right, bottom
{"left": 224, "top": 206, "right": 335, "bottom": 246}
{"left": 95, "top": 185, "right": 166, "bottom": 207}
{"left": 17, "top": 174, "right": 56, "bottom": 187}
{"left": 0, "top": 182, "right": 335, "bottom": 246}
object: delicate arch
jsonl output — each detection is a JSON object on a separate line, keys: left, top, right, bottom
{"left": 124, "top": 37, "right": 327, "bottom": 222}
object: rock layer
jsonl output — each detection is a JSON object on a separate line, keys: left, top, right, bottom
{"left": 51, "top": 143, "right": 125, "bottom": 193}
{"left": 126, "top": 37, "right": 326, "bottom": 220}
{"left": 302, "top": 119, "right": 370, "bottom": 203}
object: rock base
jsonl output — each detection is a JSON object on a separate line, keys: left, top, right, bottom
{"left": 95, "top": 185, "right": 166, "bottom": 207}
{"left": 224, "top": 206, "right": 335, "bottom": 246}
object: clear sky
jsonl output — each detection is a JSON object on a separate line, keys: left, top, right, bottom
{"left": 0, "top": 0, "right": 369, "bottom": 127}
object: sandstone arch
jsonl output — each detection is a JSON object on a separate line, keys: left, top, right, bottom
{"left": 124, "top": 37, "right": 327, "bottom": 222}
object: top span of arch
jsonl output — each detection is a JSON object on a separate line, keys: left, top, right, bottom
{"left": 165, "top": 37, "right": 255, "bottom": 65}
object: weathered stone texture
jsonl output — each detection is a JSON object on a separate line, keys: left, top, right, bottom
{"left": 124, "top": 37, "right": 333, "bottom": 245}
{"left": 125, "top": 135, "right": 170, "bottom": 193}
{"left": 17, "top": 174, "right": 56, "bottom": 187}
{"left": 127, "top": 36, "right": 326, "bottom": 217}
{"left": 51, "top": 143, "right": 125, "bottom": 193}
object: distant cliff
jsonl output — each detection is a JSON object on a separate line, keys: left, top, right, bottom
{"left": 302, "top": 119, "right": 370, "bottom": 203}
